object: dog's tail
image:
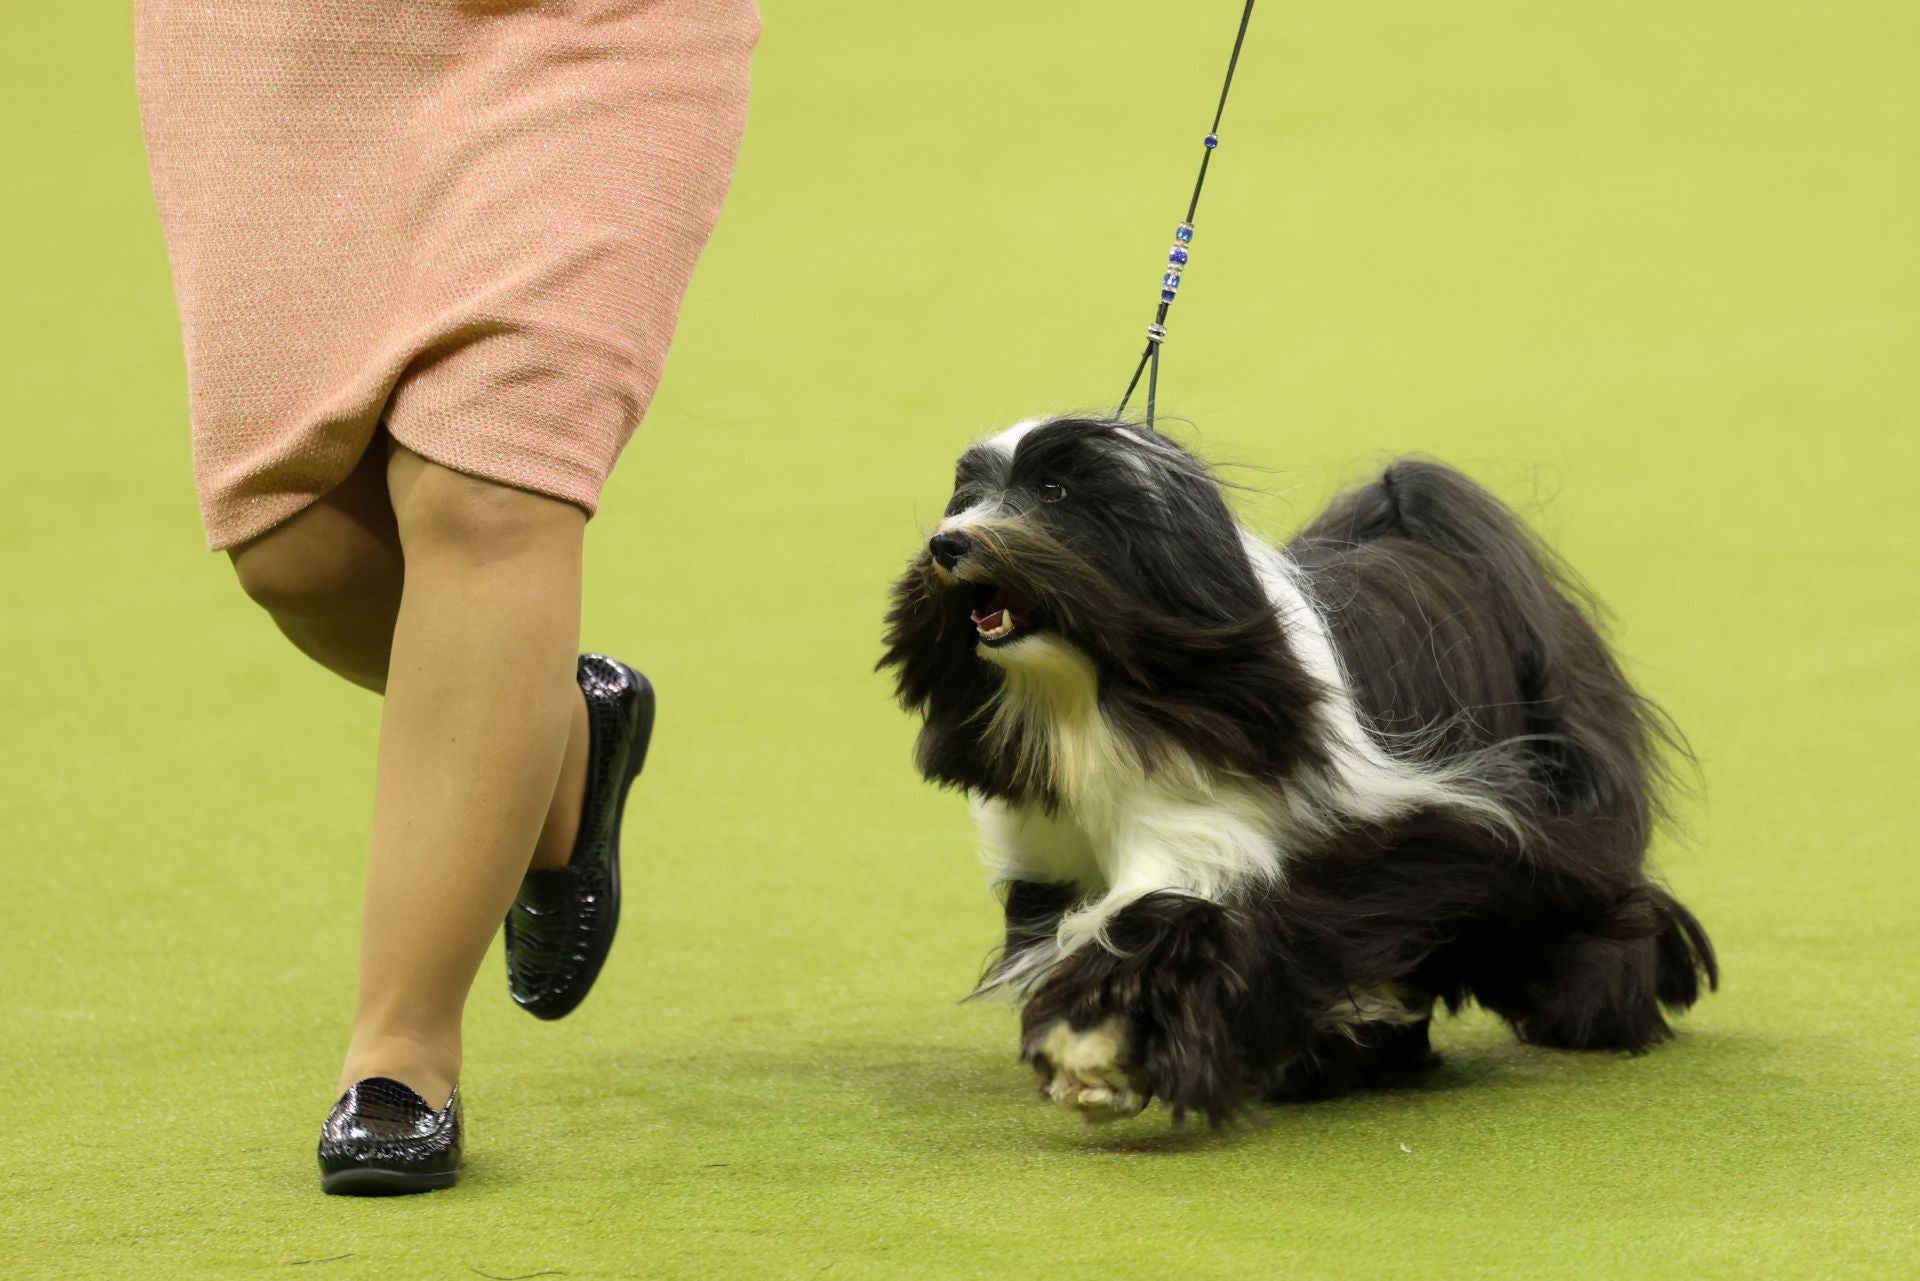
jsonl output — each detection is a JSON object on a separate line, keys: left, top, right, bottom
{"left": 1303, "top": 457, "right": 1686, "bottom": 847}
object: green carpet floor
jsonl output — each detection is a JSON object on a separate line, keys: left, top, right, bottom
{"left": 3, "top": 2, "right": 1915, "bottom": 1277}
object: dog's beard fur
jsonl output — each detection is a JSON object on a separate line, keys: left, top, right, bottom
{"left": 879, "top": 416, "right": 1717, "bottom": 1124}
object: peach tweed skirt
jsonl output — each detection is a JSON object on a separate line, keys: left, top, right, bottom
{"left": 136, "top": 0, "right": 758, "bottom": 549}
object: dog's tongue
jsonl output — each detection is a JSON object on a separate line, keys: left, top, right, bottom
{"left": 970, "top": 587, "right": 1011, "bottom": 630}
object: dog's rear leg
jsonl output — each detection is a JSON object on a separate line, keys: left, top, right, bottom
{"left": 1476, "top": 887, "right": 1719, "bottom": 1052}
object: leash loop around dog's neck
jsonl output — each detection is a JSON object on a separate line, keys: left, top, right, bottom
{"left": 1116, "top": 0, "right": 1256, "bottom": 430}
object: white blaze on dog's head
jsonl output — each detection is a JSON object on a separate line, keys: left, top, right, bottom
{"left": 986, "top": 417, "right": 1046, "bottom": 454}
{"left": 929, "top": 418, "right": 1046, "bottom": 541}
{"left": 923, "top": 418, "right": 1061, "bottom": 647}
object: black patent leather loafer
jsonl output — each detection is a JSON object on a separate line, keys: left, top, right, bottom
{"left": 504, "top": 653, "right": 654, "bottom": 1020}
{"left": 318, "top": 1077, "right": 462, "bottom": 1195}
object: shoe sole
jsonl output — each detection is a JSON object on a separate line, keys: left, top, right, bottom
{"left": 521, "top": 666, "right": 654, "bottom": 1021}
{"left": 321, "top": 1166, "right": 459, "bottom": 1196}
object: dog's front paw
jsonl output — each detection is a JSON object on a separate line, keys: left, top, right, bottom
{"left": 1025, "top": 1017, "right": 1151, "bottom": 1123}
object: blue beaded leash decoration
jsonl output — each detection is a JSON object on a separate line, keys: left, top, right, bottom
{"left": 1116, "top": 0, "right": 1257, "bottom": 430}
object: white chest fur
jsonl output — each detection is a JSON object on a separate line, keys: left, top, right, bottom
{"left": 969, "top": 631, "right": 1291, "bottom": 954}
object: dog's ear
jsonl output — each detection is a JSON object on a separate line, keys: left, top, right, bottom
{"left": 877, "top": 551, "right": 937, "bottom": 685}
{"left": 879, "top": 548, "right": 1037, "bottom": 798}
{"left": 879, "top": 550, "right": 984, "bottom": 712}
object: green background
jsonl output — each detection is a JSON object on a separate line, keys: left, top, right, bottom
{"left": 3, "top": 2, "right": 1915, "bottom": 1278}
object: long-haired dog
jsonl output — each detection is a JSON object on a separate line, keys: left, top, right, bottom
{"left": 880, "top": 416, "right": 1716, "bottom": 1124}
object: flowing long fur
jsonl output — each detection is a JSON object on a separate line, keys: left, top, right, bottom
{"left": 880, "top": 417, "right": 1716, "bottom": 1124}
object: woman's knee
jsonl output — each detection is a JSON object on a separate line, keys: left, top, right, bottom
{"left": 386, "top": 446, "right": 585, "bottom": 562}
{"left": 229, "top": 508, "right": 402, "bottom": 620}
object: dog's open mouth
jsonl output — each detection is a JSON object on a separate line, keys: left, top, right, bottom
{"left": 968, "top": 584, "right": 1041, "bottom": 647}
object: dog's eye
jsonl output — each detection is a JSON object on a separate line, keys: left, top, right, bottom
{"left": 1038, "top": 481, "right": 1068, "bottom": 503}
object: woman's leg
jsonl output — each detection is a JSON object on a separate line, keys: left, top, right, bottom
{"left": 228, "top": 442, "right": 403, "bottom": 694}
{"left": 226, "top": 441, "right": 592, "bottom": 870}
{"left": 338, "top": 445, "right": 589, "bottom": 1103}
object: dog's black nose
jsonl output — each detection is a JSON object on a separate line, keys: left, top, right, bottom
{"left": 929, "top": 529, "right": 972, "bottom": 570}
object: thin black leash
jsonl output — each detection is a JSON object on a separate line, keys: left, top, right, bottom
{"left": 1116, "top": 0, "right": 1257, "bottom": 430}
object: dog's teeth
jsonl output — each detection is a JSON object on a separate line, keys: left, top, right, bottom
{"left": 975, "top": 607, "right": 1020, "bottom": 642}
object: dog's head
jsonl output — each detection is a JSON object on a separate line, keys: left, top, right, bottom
{"left": 880, "top": 416, "right": 1322, "bottom": 800}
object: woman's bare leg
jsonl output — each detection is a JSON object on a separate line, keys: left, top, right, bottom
{"left": 527, "top": 699, "right": 590, "bottom": 871}
{"left": 227, "top": 441, "right": 592, "bottom": 873}
{"left": 336, "top": 445, "right": 588, "bottom": 1104}
{"left": 228, "top": 443, "right": 403, "bottom": 693}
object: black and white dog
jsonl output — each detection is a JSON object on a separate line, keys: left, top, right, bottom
{"left": 881, "top": 416, "right": 1716, "bottom": 1124}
